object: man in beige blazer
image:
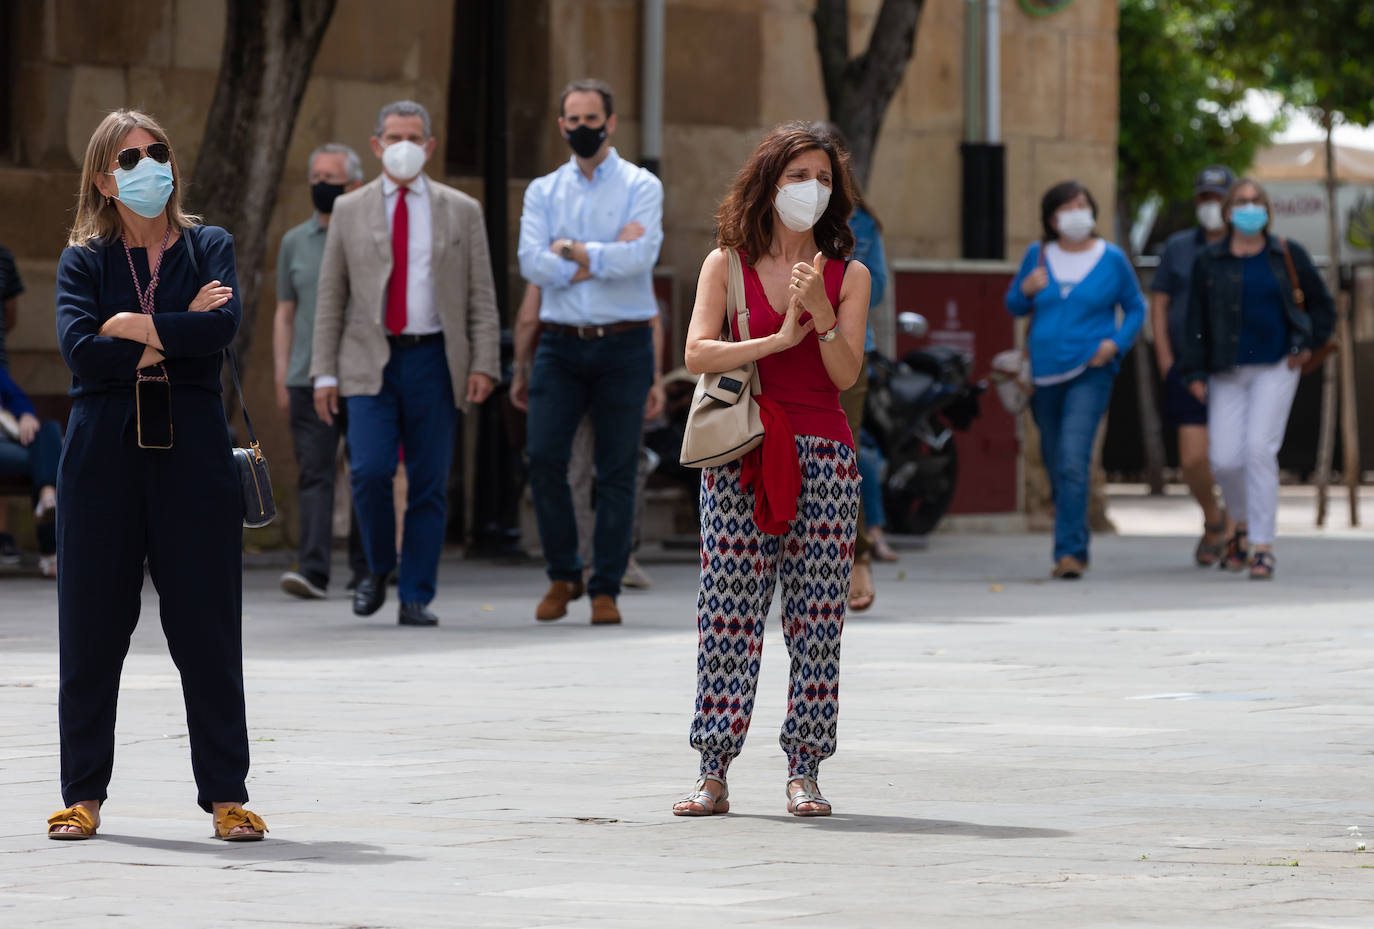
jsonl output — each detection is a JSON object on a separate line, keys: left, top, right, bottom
{"left": 311, "top": 100, "right": 500, "bottom": 627}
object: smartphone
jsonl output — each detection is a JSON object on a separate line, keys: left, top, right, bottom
{"left": 136, "top": 377, "right": 173, "bottom": 449}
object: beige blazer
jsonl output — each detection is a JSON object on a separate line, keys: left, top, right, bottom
{"left": 311, "top": 174, "right": 501, "bottom": 408}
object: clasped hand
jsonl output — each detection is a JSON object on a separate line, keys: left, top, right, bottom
{"left": 775, "top": 294, "right": 815, "bottom": 349}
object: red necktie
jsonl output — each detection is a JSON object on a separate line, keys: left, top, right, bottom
{"left": 385, "top": 186, "right": 409, "bottom": 335}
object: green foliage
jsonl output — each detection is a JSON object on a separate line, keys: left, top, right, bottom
{"left": 1199, "top": 0, "right": 1374, "bottom": 129}
{"left": 1118, "top": 0, "right": 1274, "bottom": 218}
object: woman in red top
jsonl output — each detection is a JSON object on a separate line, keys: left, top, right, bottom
{"left": 673, "top": 122, "right": 871, "bottom": 817}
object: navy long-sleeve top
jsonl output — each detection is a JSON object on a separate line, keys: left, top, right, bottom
{"left": 55, "top": 225, "right": 241, "bottom": 398}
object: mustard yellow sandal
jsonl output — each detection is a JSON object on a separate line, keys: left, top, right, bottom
{"left": 47, "top": 805, "right": 98, "bottom": 840}
{"left": 213, "top": 806, "right": 268, "bottom": 841}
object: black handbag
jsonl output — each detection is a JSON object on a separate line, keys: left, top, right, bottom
{"left": 227, "top": 346, "right": 275, "bottom": 529}
{"left": 184, "top": 225, "right": 276, "bottom": 528}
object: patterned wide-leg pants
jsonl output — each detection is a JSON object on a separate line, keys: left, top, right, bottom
{"left": 689, "top": 435, "right": 860, "bottom": 781}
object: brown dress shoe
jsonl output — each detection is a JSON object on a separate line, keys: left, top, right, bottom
{"left": 590, "top": 594, "right": 622, "bottom": 625}
{"left": 1051, "top": 555, "right": 1086, "bottom": 579}
{"left": 536, "top": 580, "right": 584, "bottom": 621}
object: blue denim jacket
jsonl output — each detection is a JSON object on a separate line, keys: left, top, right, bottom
{"left": 1179, "top": 235, "right": 1334, "bottom": 382}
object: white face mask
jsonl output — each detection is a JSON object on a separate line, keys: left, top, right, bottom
{"left": 1196, "top": 201, "right": 1225, "bottom": 232}
{"left": 382, "top": 140, "right": 426, "bottom": 183}
{"left": 775, "top": 179, "right": 831, "bottom": 232}
{"left": 1056, "top": 207, "right": 1095, "bottom": 242}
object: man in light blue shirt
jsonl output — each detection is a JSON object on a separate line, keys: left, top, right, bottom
{"left": 516, "top": 78, "right": 663, "bottom": 626}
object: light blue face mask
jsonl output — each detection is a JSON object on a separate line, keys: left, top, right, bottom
{"left": 111, "top": 157, "right": 175, "bottom": 219}
{"left": 1230, "top": 203, "right": 1268, "bottom": 235}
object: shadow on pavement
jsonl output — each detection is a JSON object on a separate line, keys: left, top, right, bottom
{"left": 724, "top": 812, "right": 1071, "bottom": 838}
{"left": 97, "top": 833, "right": 419, "bottom": 864}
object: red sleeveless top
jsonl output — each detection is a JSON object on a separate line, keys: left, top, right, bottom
{"left": 731, "top": 255, "right": 854, "bottom": 449}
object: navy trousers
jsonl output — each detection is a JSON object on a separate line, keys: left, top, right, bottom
{"left": 346, "top": 338, "right": 458, "bottom": 606}
{"left": 526, "top": 326, "right": 654, "bottom": 598}
{"left": 56, "top": 390, "right": 248, "bottom": 813}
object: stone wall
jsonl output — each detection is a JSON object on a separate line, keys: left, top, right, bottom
{"left": 1, "top": 0, "right": 1120, "bottom": 540}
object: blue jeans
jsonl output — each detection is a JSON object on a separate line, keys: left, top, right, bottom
{"left": 346, "top": 339, "right": 457, "bottom": 605}
{"left": 527, "top": 326, "right": 654, "bottom": 598}
{"left": 1030, "top": 365, "right": 1115, "bottom": 563}
{"left": 0, "top": 420, "right": 62, "bottom": 501}
{"left": 856, "top": 434, "right": 886, "bottom": 531}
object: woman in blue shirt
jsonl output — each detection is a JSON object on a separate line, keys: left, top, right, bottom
{"left": 1179, "top": 178, "right": 1333, "bottom": 580}
{"left": 1005, "top": 181, "right": 1145, "bottom": 578}
{"left": 46, "top": 110, "right": 266, "bottom": 841}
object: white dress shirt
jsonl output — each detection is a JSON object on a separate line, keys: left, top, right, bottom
{"left": 315, "top": 173, "right": 441, "bottom": 390}
{"left": 382, "top": 173, "right": 441, "bottom": 335}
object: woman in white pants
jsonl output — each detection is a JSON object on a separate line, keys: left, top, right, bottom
{"left": 1180, "top": 178, "right": 1333, "bottom": 579}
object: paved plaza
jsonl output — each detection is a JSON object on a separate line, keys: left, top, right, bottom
{"left": 2, "top": 488, "right": 1374, "bottom": 927}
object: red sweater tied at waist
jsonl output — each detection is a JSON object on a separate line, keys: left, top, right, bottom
{"left": 739, "top": 394, "right": 802, "bottom": 536}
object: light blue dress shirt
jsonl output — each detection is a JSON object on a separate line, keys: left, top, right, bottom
{"left": 517, "top": 148, "right": 664, "bottom": 326}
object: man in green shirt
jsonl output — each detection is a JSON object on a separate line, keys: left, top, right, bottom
{"left": 275, "top": 144, "right": 369, "bottom": 599}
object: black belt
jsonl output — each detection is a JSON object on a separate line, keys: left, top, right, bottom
{"left": 387, "top": 332, "right": 444, "bottom": 348}
{"left": 541, "top": 319, "right": 653, "bottom": 340}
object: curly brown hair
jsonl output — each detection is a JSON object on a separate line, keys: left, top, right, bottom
{"left": 715, "top": 121, "right": 855, "bottom": 264}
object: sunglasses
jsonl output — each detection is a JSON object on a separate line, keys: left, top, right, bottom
{"left": 113, "top": 142, "right": 171, "bottom": 172}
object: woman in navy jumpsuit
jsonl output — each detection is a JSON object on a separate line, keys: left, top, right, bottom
{"left": 46, "top": 109, "right": 266, "bottom": 841}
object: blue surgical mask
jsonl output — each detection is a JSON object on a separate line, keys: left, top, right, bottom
{"left": 1230, "top": 203, "right": 1268, "bottom": 235}
{"left": 111, "top": 157, "right": 175, "bottom": 219}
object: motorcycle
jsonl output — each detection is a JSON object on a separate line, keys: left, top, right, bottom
{"left": 863, "top": 313, "right": 984, "bottom": 536}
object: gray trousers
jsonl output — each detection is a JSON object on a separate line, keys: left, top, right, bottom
{"left": 288, "top": 387, "right": 368, "bottom": 586}
{"left": 568, "top": 413, "right": 655, "bottom": 567}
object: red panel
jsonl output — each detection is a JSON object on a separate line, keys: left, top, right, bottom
{"left": 890, "top": 268, "right": 1019, "bottom": 515}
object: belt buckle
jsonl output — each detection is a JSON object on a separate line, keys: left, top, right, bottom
{"left": 576, "top": 325, "right": 606, "bottom": 340}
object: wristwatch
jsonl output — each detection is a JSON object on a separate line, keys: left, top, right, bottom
{"left": 558, "top": 238, "right": 575, "bottom": 260}
{"left": 817, "top": 327, "right": 838, "bottom": 343}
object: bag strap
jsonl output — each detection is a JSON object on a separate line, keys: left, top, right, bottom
{"left": 1279, "top": 237, "right": 1306, "bottom": 311}
{"left": 184, "top": 226, "right": 261, "bottom": 451}
{"left": 725, "top": 247, "right": 751, "bottom": 341}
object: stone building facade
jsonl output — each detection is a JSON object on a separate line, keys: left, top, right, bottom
{"left": 0, "top": 0, "right": 1118, "bottom": 538}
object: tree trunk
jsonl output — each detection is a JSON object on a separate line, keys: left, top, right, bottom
{"left": 814, "top": 0, "right": 926, "bottom": 187}
{"left": 190, "top": 0, "right": 337, "bottom": 422}
{"left": 1315, "top": 112, "right": 1340, "bottom": 525}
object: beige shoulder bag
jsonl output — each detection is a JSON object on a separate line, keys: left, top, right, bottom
{"left": 679, "top": 248, "right": 765, "bottom": 468}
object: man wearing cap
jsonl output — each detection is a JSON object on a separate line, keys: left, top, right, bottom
{"left": 1150, "top": 165, "right": 1234, "bottom": 566}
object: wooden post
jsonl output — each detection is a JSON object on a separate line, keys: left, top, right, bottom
{"left": 1315, "top": 347, "right": 1338, "bottom": 527}
{"left": 1315, "top": 112, "right": 1343, "bottom": 528}
{"left": 1338, "top": 294, "right": 1360, "bottom": 526}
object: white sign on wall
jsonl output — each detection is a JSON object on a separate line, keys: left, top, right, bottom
{"left": 1265, "top": 181, "right": 1374, "bottom": 265}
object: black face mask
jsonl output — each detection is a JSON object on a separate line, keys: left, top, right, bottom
{"left": 311, "top": 181, "right": 347, "bottom": 214}
{"left": 564, "top": 124, "right": 607, "bottom": 159}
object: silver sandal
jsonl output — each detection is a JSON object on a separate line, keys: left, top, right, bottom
{"left": 786, "top": 777, "right": 832, "bottom": 817}
{"left": 672, "top": 774, "right": 729, "bottom": 816}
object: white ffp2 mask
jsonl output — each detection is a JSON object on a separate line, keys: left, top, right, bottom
{"left": 775, "top": 179, "right": 831, "bottom": 232}
{"left": 382, "top": 140, "right": 426, "bottom": 183}
{"left": 1196, "top": 201, "right": 1225, "bottom": 231}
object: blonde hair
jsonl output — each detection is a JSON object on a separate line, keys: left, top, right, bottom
{"left": 1223, "top": 176, "right": 1272, "bottom": 234}
{"left": 68, "top": 109, "right": 201, "bottom": 248}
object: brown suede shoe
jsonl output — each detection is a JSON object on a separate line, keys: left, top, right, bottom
{"left": 1051, "top": 555, "right": 1086, "bottom": 580}
{"left": 536, "top": 580, "right": 584, "bottom": 621}
{"left": 590, "top": 594, "right": 622, "bottom": 625}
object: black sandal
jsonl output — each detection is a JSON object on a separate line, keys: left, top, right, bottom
{"left": 1220, "top": 528, "right": 1249, "bottom": 573}
{"left": 1195, "top": 517, "right": 1228, "bottom": 567}
{"left": 1249, "top": 550, "right": 1276, "bottom": 580}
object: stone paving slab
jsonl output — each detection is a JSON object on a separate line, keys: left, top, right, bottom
{"left": 3, "top": 499, "right": 1374, "bottom": 927}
